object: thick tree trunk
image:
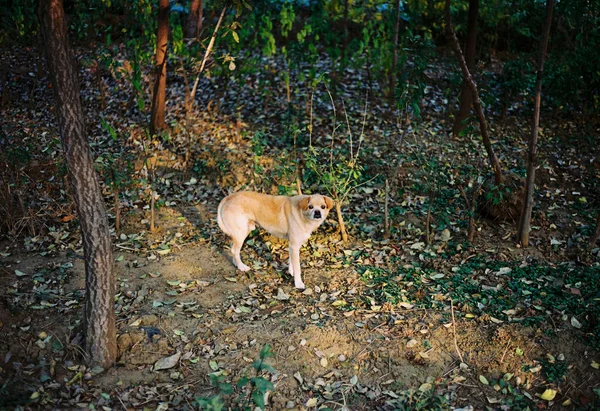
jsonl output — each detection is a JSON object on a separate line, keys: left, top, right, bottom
{"left": 517, "top": 0, "right": 554, "bottom": 246}
{"left": 38, "top": 0, "right": 116, "bottom": 368}
{"left": 445, "top": 0, "right": 503, "bottom": 185}
{"left": 150, "top": 0, "right": 169, "bottom": 135}
{"left": 452, "top": 0, "right": 479, "bottom": 135}
{"left": 185, "top": 0, "right": 203, "bottom": 39}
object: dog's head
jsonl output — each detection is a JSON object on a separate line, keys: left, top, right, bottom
{"left": 299, "top": 195, "right": 334, "bottom": 222}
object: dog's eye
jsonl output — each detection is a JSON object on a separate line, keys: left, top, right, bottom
{"left": 321, "top": 205, "right": 326, "bottom": 209}
{"left": 308, "top": 205, "right": 313, "bottom": 209}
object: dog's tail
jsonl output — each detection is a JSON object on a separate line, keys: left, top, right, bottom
{"left": 217, "top": 198, "right": 230, "bottom": 236}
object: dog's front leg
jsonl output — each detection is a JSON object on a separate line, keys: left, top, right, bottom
{"left": 289, "top": 242, "right": 305, "bottom": 289}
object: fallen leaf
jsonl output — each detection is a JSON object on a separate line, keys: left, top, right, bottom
{"left": 540, "top": 388, "right": 557, "bottom": 401}
{"left": 153, "top": 352, "right": 181, "bottom": 371}
{"left": 275, "top": 288, "right": 290, "bottom": 301}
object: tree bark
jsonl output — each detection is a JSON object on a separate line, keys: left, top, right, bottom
{"left": 150, "top": 0, "right": 169, "bottom": 135}
{"left": 38, "top": 0, "right": 116, "bottom": 368}
{"left": 445, "top": 0, "right": 503, "bottom": 185}
{"left": 452, "top": 0, "right": 479, "bottom": 135}
{"left": 185, "top": 0, "right": 203, "bottom": 39}
{"left": 517, "top": 0, "right": 554, "bottom": 246}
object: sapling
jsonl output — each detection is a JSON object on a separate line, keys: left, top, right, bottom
{"left": 305, "top": 89, "right": 372, "bottom": 243}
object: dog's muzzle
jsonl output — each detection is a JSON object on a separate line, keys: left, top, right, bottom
{"left": 313, "top": 210, "right": 322, "bottom": 219}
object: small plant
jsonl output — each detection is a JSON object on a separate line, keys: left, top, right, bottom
{"left": 541, "top": 357, "right": 568, "bottom": 383}
{"left": 304, "top": 88, "right": 373, "bottom": 242}
{"left": 484, "top": 183, "right": 513, "bottom": 206}
{"left": 196, "top": 344, "right": 276, "bottom": 411}
{"left": 385, "top": 385, "right": 449, "bottom": 410}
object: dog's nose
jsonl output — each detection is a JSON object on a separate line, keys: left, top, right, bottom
{"left": 314, "top": 210, "right": 322, "bottom": 219}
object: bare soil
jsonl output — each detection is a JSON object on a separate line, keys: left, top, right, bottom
{"left": 1, "top": 201, "right": 599, "bottom": 410}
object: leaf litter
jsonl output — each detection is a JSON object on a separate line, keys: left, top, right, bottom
{"left": 0, "top": 46, "right": 599, "bottom": 410}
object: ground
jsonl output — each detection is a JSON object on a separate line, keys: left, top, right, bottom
{"left": 1, "top": 45, "right": 600, "bottom": 410}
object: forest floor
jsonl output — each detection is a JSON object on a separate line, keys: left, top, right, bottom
{"left": 1, "top": 45, "right": 600, "bottom": 410}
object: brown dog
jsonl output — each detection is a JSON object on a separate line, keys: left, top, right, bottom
{"left": 217, "top": 191, "right": 333, "bottom": 289}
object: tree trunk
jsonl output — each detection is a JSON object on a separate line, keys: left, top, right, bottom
{"left": 150, "top": 0, "right": 169, "bottom": 135}
{"left": 340, "top": 0, "right": 350, "bottom": 63}
{"left": 452, "top": 0, "right": 479, "bottom": 135}
{"left": 335, "top": 201, "right": 349, "bottom": 242}
{"left": 185, "top": 0, "right": 203, "bottom": 39}
{"left": 445, "top": 0, "right": 503, "bottom": 185}
{"left": 186, "top": 6, "right": 226, "bottom": 116}
{"left": 38, "top": 0, "right": 116, "bottom": 368}
{"left": 517, "top": 0, "right": 554, "bottom": 246}
{"left": 389, "top": 0, "right": 402, "bottom": 100}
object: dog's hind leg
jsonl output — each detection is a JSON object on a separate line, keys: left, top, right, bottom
{"left": 228, "top": 217, "right": 255, "bottom": 272}
{"left": 231, "top": 234, "right": 251, "bottom": 272}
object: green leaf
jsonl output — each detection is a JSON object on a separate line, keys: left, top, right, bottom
{"left": 209, "top": 360, "right": 219, "bottom": 371}
{"left": 259, "top": 344, "right": 274, "bottom": 359}
{"left": 252, "top": 390, "right": 265, "bottom": 409}
{"left": 237, "top": 376, "right": 249, "bottom": 388}
{"left": 219, "top": 382, "right": 233, "bottom": 395}
{"left": 252, "top": 377, "right": 274, "bottom": 392}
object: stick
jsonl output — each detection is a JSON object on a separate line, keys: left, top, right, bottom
{"left": 450, "top": 298, "right": 465, "bottom": 363}
{"left": 187, "top": 6, "right": 227, "bottom": 114}
{"left": 384, "top": 179, "right": 390, "bottom": 238}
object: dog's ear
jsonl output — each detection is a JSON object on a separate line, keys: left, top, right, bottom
{"left": 325, "top": 196, "right": 334, "bottom": 210}
{"left": 299, "top": 196, "right": 311, "bottom": 211}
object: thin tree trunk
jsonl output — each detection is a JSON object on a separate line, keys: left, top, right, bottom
{"left": 114, "top": 188, "right": 120, "bottom": 237}
{"left": 517, "top": 0, "right": 554, "bottom": 246}
{"left": 589, "top": 213, "right": 600, "bottom": 251}
{"left": 185, "top": 0, "right": 203, "bottom": 38}
{"left": 335, "top": 201, "right": 349, "bottom": 242}
{"left": 445, "top": 0, "right": 503, "bottom": 185}
{"left": 389, "top": 0, "right": 402, "bottom": 100}
{"left": 452, "top": 0, "right": 479, "bottom": 135}
{"left": 341, "top": 0, "right": 350, "bottom": 63}
{"left": 186, "top": 6, "right": 226, "bottom": 116}
{"left": 38, "top": 0, "right": 116, "bottom": 368}
{"left": 150, "top": 0, "right": 169, "bottom": 135}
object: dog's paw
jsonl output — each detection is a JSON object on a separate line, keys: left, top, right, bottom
{"left": 236, "top": 263, "right": 251, "bottom": 272}
{"left": 294, "top": 280, "right": 306, "bottom": 290}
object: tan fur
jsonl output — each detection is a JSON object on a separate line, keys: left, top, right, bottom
{"left": 217, "top": 191, "right": 333, "bottom": 289}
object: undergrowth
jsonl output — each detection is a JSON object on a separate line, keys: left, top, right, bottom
{"left": 357, "top": 259, "right": 600, "bottom": 348}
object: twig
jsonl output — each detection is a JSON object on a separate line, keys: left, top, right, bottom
{"left": 450, "top": 298, "right": 465, "bottom": 363}
{"left": 384, "top": 179, "right": 390, "bottom": 238}
{"left": 187, "top": 6, "right": 227, "bottom": 114}
{"left": 115, "top": 244, "right": 141, "bottom": 252}
{"left": 499, "top": 338, "right": 512, "bottom": 364}
{"left": 116, "top": 393, "right": 128, "bottom": 411}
